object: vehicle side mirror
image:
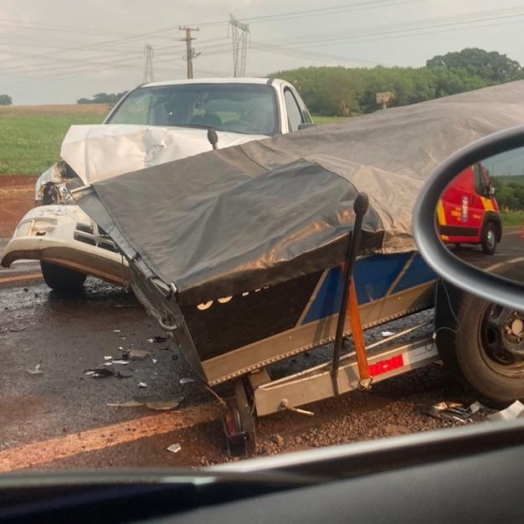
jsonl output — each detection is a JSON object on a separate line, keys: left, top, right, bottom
{"left": 413, "top": 125, "right": 524, "bottom": 312}
{"left": 298, "top": 123, "right": 316, "bottom": 131}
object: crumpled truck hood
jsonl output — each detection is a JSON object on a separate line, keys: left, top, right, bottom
{"left": 59, "top": 124, "right": 269, "bottom": 185}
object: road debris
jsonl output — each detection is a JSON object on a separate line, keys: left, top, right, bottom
{"left": 26, "top": 364, "right": 43, "bottom": 375}
{"left": 423, "top": 401, "right": 483, "bottom": 423}
{"left": 381, "top": 331, "right": 396, "bottom": 337}
{"left": 104, "top": 356, "right": 113, "bottom": 361}
{"left": 138, "top": 382, "right": 148, "bottom": 388}
{"left": 180, "top": 378, "right": 194, "bottom": 384}
{"left": 111, "top": 360, "right": 130, "bottom": 365}
{"left": 123, "top": 349, "right": 151, "bottom": 361}
{"left": 487, "top": 400, "right": 524, "bottom": 422}
{"left": 145, "top": 399, "right": 182, "bottom": 411}
{"left": 85, "top": 368, "right": 115, "bottom": 378}
{"left": 107, "top": 397, "right": 182, "bottom": 411}
{"left": 148, "top": 336, "right": 168, "bottom": 343}
{"left": 167, "top": 443, "right": 181, "bottom": 454}
{"left": 113, "top": 329, "right": 121, "bottom": 333}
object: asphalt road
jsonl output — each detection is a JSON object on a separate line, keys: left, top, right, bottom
{"left": 0, "top": 230, "right": 520, "bottom": 472}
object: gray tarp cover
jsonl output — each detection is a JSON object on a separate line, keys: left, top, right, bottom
{"left": 78, "top": 80, "right": 524, "bottom": 305}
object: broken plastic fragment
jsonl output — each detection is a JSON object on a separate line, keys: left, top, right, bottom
{"left": 180, "top": 378, "right": 194, "bottom": 384}
{"left": 138, "top": 382, "right": 148, "bottom": 388}
{"left": 103, "top": 362, "right": 113, "bottom": 367}
{"left": 167, "top": 443, "right": 181, "bottom": 453}
{"left": 145, "top": 399, "right": 182, "bottom": 411}
{"left": 26, "top": 364, "right": 43, "bottom": 375}
{"left": 153, "top": 359, "right": 158, "bottom": 364}
{"left": 124, "top": 349, "right": 151, "bottom": 361}
{"left": 104, "top": 356, "right": 113, "bottom": 361}
{"left": 112, "top": 360, "right": 130, "bottom": 365}
{"left": 487, "top": 400, "right": 524, "bottom": 422}
{"left": 113, "top": 329, "right": 121, "bottom": 333}
{"left": 381, "top": 331, "right": 395, "bottom": 337}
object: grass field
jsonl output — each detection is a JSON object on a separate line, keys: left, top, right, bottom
{"left": 0, "top": 106, "right": 346, "bottom": 177}
{"left": 500, "top": 209, "right": 524, "bottom": 226}
{"left": 0, "top": 104, "right": 110, "bottom": 176}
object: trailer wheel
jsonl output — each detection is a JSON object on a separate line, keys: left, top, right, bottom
{"left": 481, "top": 221, "right": 497, "bottom": 255}
{"left": 223, "top": 380, "right": 257, "bottom": 457}
{"left": 223, "top": 408, "right": 246, "bottom": 457}
{"left": 41, "top": 261, "right": 87, "bottom": 293}
{"left": 453, "top": 293, "right": 524, "bottom": 403}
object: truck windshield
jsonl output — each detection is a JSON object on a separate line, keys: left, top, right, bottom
{"left": 106, "top": 83, "right": 279, "bottom": 136}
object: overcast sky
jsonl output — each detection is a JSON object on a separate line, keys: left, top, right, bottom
{"left": 1, "top": 0, "right": 524, "bottom": 105}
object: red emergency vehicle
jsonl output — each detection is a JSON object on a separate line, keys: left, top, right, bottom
{"left": 437, "top": 162, "right": 501, "bottom": 254}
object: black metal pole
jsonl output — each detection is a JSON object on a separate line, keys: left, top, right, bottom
{"left": 332, "top": 192, "right": 369, "bottom": 392}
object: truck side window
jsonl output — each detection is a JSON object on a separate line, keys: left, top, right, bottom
{"left": 284, "top": 89, "right": 304, "bottom": 132}
{"left": 472, "top": 164, "right": 486, "bottom": 196}
{"left": 473, "top": 163, "right": 491, "bottom": 196}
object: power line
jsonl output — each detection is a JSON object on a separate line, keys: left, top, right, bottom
{"left": 260, "top": 5, "right": 524, "bottom": 49}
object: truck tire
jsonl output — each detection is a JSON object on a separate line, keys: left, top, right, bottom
{"left": 41, "top": 261, "right": 87, "bottom": 293}
{"left": 481, "top": 221, "right": 497, "bottom": 255}
{"left": 451, "top": 293, "right": 524, "bottom": 403}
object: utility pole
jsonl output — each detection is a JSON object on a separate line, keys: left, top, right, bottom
{"left": 179, "top": 26, "right": 200, "bottom": 79}
{"left": 229, "top": 14, "right": 250, "bottom": 77}
{"left": 143, "top": 44, "right": 154, "bottom": 83}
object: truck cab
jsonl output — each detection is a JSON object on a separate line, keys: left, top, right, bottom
{"left": 437, "top": 162, "right": 501, "bottom": 254}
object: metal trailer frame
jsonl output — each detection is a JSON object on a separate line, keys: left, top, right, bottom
{"left": 132, "top": 258, "right": 438, "bottom": 456}
{"left": 129, "top": 193, "right": 441, "bottom": 456}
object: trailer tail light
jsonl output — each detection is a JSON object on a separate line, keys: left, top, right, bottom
{"left": 369, "top": 354, "right": 404, "bottom": 377}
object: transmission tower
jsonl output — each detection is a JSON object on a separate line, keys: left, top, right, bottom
{"left": 143, "top": 44, "right": 155, "bottom": 83}
{"left": 229, "top": 14, "right": 250, "bottom": 77}
{"left": 179, "top": 26, "right": 200, "bottom": 79}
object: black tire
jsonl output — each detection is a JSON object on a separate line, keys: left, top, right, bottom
{"left": 481, "top": 221, "right": 497, "bottom": 255}
{"left": 40, "top": 261, "right": 87, "bottom": 293}
{"left": 451, "top": 293, "right": 524, "bottom": 403}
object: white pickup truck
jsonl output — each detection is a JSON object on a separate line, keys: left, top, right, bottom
{"left": 1, "top": 78, "right": 314, "bottom": 292}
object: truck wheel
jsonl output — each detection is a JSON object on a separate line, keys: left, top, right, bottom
{"left": 481, "top": 221, "right": 497, "bottom": 255}
{"left": 41, "top": 261, "right": 87, "bottom": 293}
{"left": 452, "top": 293, "right": 524, "bottom": 403}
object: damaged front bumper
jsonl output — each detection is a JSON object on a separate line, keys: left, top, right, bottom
{"left": 1, "top": 205, "right": 130, "bottom": 286}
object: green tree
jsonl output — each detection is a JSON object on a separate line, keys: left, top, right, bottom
{"left": 426, "top": 48, "right": 523, "bottom": 84}
{"left": 269, "top": 48, "right": 522, "bottom": 117}
{"left": 0, "top": 94, "right": 13, "bottom": 105}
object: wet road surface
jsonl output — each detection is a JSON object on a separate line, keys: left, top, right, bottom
{"left": 0, "top": 230, "right": 521, "bottom": 471}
